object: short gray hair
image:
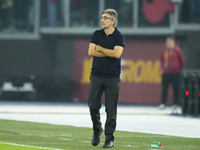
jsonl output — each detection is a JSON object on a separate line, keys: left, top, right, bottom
{"left": 102, "top": 9, "right": 118, "bottom": 27}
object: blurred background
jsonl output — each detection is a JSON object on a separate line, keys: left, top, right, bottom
{"left": 0, "top": 0, "right": 199, "bottom": 111}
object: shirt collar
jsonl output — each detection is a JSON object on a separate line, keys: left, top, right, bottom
{"left": 102, "top": 28, "right": 117, "bottom": 36}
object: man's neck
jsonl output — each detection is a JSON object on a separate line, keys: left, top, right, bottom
{"left": 167, "top": 46, "right": 175, "bottom": 51}
{"left": 104, "top": 27, "right": 115, "bottom": 36}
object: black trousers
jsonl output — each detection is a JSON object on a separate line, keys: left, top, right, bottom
{"left": 161, "top": 73, "right": 180, "bottom": 105}
{"left": 88, "top": 75, "right": 120, "bottom": 142}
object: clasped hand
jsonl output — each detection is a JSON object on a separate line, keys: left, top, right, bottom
{"left": 95, "top": 45, "right": 102, "bottom": 52}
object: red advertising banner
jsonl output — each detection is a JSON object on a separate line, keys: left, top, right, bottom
{"left": 72, "top": 39, "right": 173, "bottom": 105}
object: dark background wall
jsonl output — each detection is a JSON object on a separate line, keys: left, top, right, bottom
{"left": 180, "top": 33, "right": 200, "bottom": 70}
{"left": 0, "top": 37, "right": 74, "bottom": 78}
{"left": 0, "top": 36, "right": 75, "bottom": 101}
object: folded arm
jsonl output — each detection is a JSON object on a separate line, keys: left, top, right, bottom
{"left": 88, "top": 43, "right": 107, "bottom": 57}
{"left": 95, "top": 45, "right": 123, "bottom": 59}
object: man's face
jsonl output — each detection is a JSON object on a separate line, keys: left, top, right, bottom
{"left": 166, "top": 38, "right": 175, "bottom": 50}
{"left": 101, "top": 13, "right": 114, "bottom": 29}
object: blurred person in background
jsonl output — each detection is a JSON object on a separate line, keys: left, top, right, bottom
{"left": 0, "top": 0, "right": 34, "bottom": 33}
{"left": 88, "top": 9, "right": 125, "bottom": 148}
{"left": 121, "top": 0, "right": 133, "bottom": 27}
{"left": 47, "top": 0, "right": 58, "bottom": 26}
{"left": 40, "top": 0, "right": 63, "bottom": 27}
{"left": 0, "top": 0, "right": 13, "bottom": 32}
{"left": 159, "top": 35, "right": 185, "bottom": 110}
{"left": 13, "top": 0, "right": 33, "bottom": 32}
{"left": 180, "top": 0, "right": 200, "bottom": 23}
{"left": 70, "top": 0, "right": 98, "bottom": 27}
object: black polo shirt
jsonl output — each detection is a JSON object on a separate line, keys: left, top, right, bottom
{"left": 90, "top": 28, "right": 125, "bottom": 79}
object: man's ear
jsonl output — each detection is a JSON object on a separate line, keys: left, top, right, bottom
{"left": 112, "top": 20, "right": 115, "bottom": 26}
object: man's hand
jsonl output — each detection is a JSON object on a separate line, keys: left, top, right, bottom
{"left": 95, "top": 45, "right": 102, "bottom": 52}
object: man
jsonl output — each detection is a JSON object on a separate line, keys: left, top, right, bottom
{"left": 88, "top": 9, "right": 125, "bottom": 148}
{"left": 159, "top": 35, "right": 185, "bottom": 110}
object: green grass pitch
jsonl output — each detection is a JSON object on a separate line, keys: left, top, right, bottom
{"left": 0, "top": 119, "right": 199, "bottom": 150}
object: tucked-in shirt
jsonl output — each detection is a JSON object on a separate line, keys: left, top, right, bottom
{"left": 161, "top": 46, "right": 185, "bottom": 74}
{"left": 90, "top": 28, "right": 125, "bottom": 78}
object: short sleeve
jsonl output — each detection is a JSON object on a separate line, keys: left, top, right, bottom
{"left": 90, "top": 30, "right": 99, "bottom": 45}
{"left": 116, "top": 33, "right": 125, "bottom": 48}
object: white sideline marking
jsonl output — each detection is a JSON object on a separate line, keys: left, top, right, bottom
{"left": 79, "top": 140, "right": 90, "bottom": 143}
{"left": 124, "top": 145, "right": 138, "bottom": 147}
{"left": 0, "top": 142, "right": 63, "bottom": 150}
{"left": 58, "top": 138, "right": 72, "bottom": 141}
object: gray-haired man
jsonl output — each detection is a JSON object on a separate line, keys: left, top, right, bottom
{"left": 88, "top": 9, "right": 125, "bottom": 148}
